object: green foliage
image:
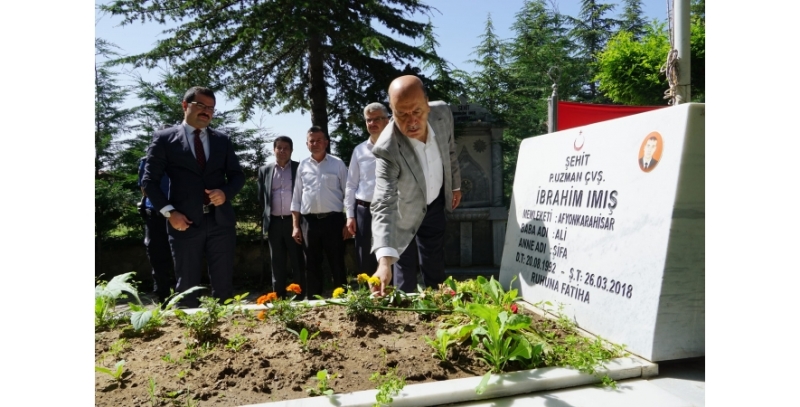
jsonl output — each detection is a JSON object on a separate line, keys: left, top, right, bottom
{"left": 99, "top": 0, "right": 443, "bottom": 145}
{"left": 466, "top": 303, "right": 542, "bottom": 373}
{"left": 307, "top": 369, "right": 337, "bottom": 397}
{"left": 225, "top": 334, "right": 249, "bottom": 352}
{"left": 267, "top": 298, "right": 309, "bottom": 328}
{"left": 147, "top": 377, "right": 158, "bottom": 406}
{"left": 175, "top": 297, "right": 227, "bottom": 341}
{"left": 568, "top": 0, "right": 620, "bottom": 101}
{"left": 370, "top": 368, "right": 406, "bottom": 407}
{"left": 286, "top": 327, "right": 320, "bottom": 352}
{"left": 96, "top": 360, "right": 127, "bottom": 383}
{"left": 129, "top": 286, "right": 205, "bottom": 332}
{"left": 424, "top": 328, "right": 457, "bottom": 361}
{"left": 224, "top": 292, "right": 250, "bottom": 314}
{"left": 95, "top": 272, "right": 140, "bottom": 330}
{"left": 618, "top": 0, "right": 647, "bottom": 39}
{"left": 595, "top": 22, "right": 670, "bottom": 105}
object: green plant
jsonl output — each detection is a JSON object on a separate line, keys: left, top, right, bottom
{"left": 161, "top": 353, "right": 177, "bottom": 364}
{"left": 177, "top": 370, "right": 188, "bottom": 379}
{"left": 467, "top": 303, "right": 541, "bottom": 373}
{"left": 306, "top": 369, "right": 336, "bottom": 397}
{"left": 225, "top": 334, "right": 249, "bottom": 352}
{"left": 370, "top": 368, "right": 405, "bottom": 407}
{"left": 423, "top": 329, "right": 457, "bottom": 361}
{"left": 224, "top": 292, "right": 250, "bottom": 314}
{"left": 175, "top": 296, "right": 227, "bottom": 341}
{"left": 129, "top": 286, "right": 205, "bottom": 333}
{"left": 95, "top": 272, "right": 140, "bottom": 330}
{"left": 147, "top": 377, "right": 158, "bottom": 406}
{"left": 267, "top": 298, "right": 309, "bottom": 328}
{"left": 106, "top": 338, "right": 129, "bottom": 358}
{"left": 286, "top": 327, "right": 320, "bottom": 352}
{"left": 95, "top": 360, "right": 127, "bottom": 383}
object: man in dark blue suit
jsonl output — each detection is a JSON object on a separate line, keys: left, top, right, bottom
{"left": 142, "top": 86, "right": 245, "bottom": 308}
{"left": 257, "top": 136, "right": 305, "bottom": 299}
{"left": 137, "top": 156, "right": 174, "bottom": 304}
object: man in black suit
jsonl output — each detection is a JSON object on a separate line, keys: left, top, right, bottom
{"left": 257, "top": 136, "right": 305, "bottom": 299}
{"left": 142, "top": 86, "right": 245, "bottom": 308}
{"left": 639, "top": 136, "right": 659, "bottom": 172}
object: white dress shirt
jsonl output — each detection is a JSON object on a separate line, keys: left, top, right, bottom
{"left": 375, "top": 123, "right": 444, "bottom": 261}
{"left": 344, "top": 139, "right": 377, "bottom": 218}
{"left": 291, "top": 154, "right": 348, "bottom": 215}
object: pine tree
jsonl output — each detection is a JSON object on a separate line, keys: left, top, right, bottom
{"left": 568, "top": 0, "right": 619, "bottom": 101}
{"left": 99, "top": 0, "right": 440, "bottom": 146}
{"left": 619, "top": 0, "right": 647, "bottom": 40}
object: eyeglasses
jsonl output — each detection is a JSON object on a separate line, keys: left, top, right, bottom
{"left": 189, "top": 101, "right": 215, "bottom": 113}
{"left": 365, "top": 117, "right": 387, "bottom": 124}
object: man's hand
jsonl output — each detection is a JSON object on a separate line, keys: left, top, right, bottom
{"left": 292, "top": 227, "right": 303, "bottom": 244}
{"left": 346, "top": 217, "right": 356, "bottom": 236}
{"left": 168, "top": 211, "right": 193, "bottom": 231}
{"left": 452, "top": 190, "right": 462, "bottom": 210}
{"left": 342, "top": 225, "right": 351, "bottom": 240}
{"left": 205, "top": 189, "right": 227, "bottom": 206}
{"left": 371, "top": 258, "right": 393, "bottom": 297}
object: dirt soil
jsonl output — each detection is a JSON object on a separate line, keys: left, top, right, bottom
{"left": 95, "top": 302, "right": 557, "bottom": 407}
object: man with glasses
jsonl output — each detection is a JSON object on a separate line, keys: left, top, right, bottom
{"left": 291, "top": 127, "right": 349, "bottom": 298}
{"left": 345, "top": 103, "right": 390, "bottom": 275}
{"left": 257, "top": 136, "right": 305, "bottom": 299}
{"left": 142, "top": 86, "right": 245, "bottom": 308}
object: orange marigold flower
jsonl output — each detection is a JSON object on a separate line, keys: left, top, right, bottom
{"left": 257, "top": 310, "right": 267, "bottom": 321}
{"left": 357, "top": 273, "right": 370, "bottom": 284}
{"left": 286, "top": 284, "right": 302, "bottom": 295}
{"left": 332, "top": 287, "right": 345, "bottom": 298}
{"left": 368, "top": 276, "right": 381, "bottom": 287}
{"left": 257, "top": 292, "right": 278, "bottom": 304}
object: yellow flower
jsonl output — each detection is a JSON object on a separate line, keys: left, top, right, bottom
{"left": 368, "top": 277, "right": 381, "bottom": 287}
{"left": 332, "top": 287, "right": 345, "bottom": 298}
{"left": 357, "top": 274, "right": 370, "bottom": 284}
{"left": 286, "top": 283, "right": 302, "bottom": 295}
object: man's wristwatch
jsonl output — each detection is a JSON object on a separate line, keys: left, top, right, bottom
{"left": 164, "top": 210, "right": 175, "bottom": 218}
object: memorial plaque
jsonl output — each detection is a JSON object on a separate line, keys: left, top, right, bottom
{"left": 499, "top": 103, "right": 704, "bottom": 361}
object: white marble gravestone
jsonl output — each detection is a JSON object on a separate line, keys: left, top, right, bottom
{"left": 499, "top": 103, "right": 704, "bottom": 361}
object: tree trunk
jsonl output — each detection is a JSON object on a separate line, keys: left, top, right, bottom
{"left": 307, "top": 33, "right": 330, "bottom": 153}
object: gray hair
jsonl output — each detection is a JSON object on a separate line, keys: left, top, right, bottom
{"left": 363, "top": 102, "right": 389, "bottom": 118}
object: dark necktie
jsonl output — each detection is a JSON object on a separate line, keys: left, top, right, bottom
{"left": 194, "top": 129, "right": 211, "bottom": 204}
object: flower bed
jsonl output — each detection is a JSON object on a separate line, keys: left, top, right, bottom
{"left": 95, "top": 274, "right": 627, "bottom": 407}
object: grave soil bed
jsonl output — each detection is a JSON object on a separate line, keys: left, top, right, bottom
{"left": 95, "top": 303, "right": 572, "bottom": 407}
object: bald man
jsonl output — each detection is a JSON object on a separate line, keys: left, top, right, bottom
{"left": 370, "top": 75, "right": 462, "bottom": 295}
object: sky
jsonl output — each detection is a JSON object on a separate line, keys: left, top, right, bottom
{"left": 95, "top": 0, "right": 669, "bottom": 162}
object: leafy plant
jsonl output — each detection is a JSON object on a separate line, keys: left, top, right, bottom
{"left": 370, "top": 368, "right": 405, "bottom": 407}
{"left": 424, "top": 329, "right": 457, "bottom": 361}
{"left": 466, "top": 303, "right": 542, "bottom": 373}
{"left": 257, "top": 285, "right": 309, "bottom": 328}
{"left": 95, "top": 272, "right": 140, "bottom": 330}
{"left": 175, "top": 296, "right": 227, "bottom": 341}
{"left": 286, "top": 327, "right": 320, "bottom": 352}
{"left": 224, "top": 292, "right": 250, "bottom": 314}
{"left": 306, "top": 369, "right": 336, "bottom": 397}
{"left": 147, "top": 377, "right": 158, "bottom": 406}
{"left": 129, "top": 286, "right": 205, "bottom": 333}
{"left": 225, "top": 334, "right": 249, "bottom": 352}
{"left": 95, "top": 360, "right": 127, "bottom": 383}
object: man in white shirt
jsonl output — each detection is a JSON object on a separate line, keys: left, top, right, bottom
{"left": 345, "top": 103, "right": 390, "bottom": 274}
{"left": 291, "top": 127, "right": 350, "bottom": 298}
{"left": 369, "top": 76, "right": 462, "bottom": 295}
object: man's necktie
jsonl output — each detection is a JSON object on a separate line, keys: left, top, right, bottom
{"left": 194, "top": 129, "right": 211, "bottom": 205}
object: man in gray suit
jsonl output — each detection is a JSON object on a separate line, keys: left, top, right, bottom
{"left": 257, "top": 136, "right": 305, "bottom": 298}
{"left": 370, "top": 75, "right": 462, "bottom": 295}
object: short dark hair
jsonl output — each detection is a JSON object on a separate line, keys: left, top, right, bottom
{"left": 273, "top": 136, "right": 293, "bottom": 149}
{"left": 648, "top": 136, "right": 658, "bottom": 142}
{"left": 183, "top": 86, "right": 216, "bottom": 103}
{"left": 307, "top": 125, "right": 325, "bottom": 134}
